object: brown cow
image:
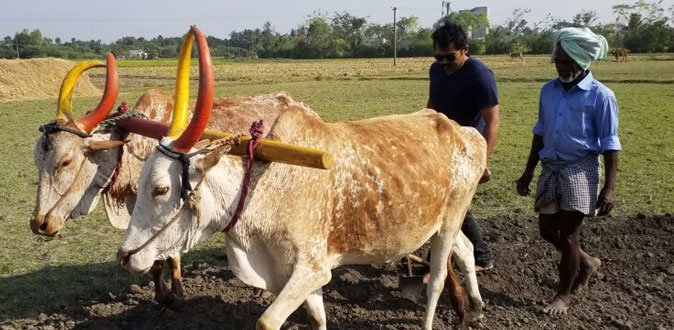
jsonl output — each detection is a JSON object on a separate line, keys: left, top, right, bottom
{"left": 613, "top": 48, "right": 629, "bottom": 62}
{"left": 117, "top": 26, "right": 486, "bottom": 330}
{"left": 509, "top": 51, "right": 523, "bottom": 59}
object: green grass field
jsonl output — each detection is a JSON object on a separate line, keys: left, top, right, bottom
{"left": 1, "top": 55, "right": 673, "bottom": 323}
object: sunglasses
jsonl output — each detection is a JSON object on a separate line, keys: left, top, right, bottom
{"left": 434, "top": 50, "right": 461, "bottom": 62}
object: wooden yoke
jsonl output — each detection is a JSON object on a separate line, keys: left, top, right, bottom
{"left": 201, "top": 130, "right": 333, "bottom": 170}
{"left": 115, "top": 117, "right": 333, "bottom": 170}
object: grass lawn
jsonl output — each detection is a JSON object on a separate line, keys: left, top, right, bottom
{"left": 0, "top": 55, "right": 673, "bottom": 322}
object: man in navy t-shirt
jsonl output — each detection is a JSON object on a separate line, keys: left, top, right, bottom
{"left": 427, "top": 22, "right": 500, "bottom": 271}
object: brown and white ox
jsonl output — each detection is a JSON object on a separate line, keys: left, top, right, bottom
{"left": 509, "top": 51, "right": 523, "bottom": 59}
{"left": 30, "top": 52, "right": 286, "bottom": 308}
{"left": 117, "top": 28, "right": 486, "bottom": 329}
{"left": 613, "top": 48, "right": 629, "bottom": 62}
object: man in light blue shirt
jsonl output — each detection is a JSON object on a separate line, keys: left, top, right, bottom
{"left": 516, "top": 27, "right": 620, "bottom": 316}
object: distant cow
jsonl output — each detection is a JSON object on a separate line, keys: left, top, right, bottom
{"left": 509, "top": 51, "right": 523, "bottom": 59}
{"left": 613, "top": 49, "right": 629, "bottom": 62}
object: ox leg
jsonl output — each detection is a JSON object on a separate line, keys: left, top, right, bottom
{"left": 150, "top": 260, "right": 170, "bottom": 302}
{"left": 453, "top": 232, "right": 484, "bottom": 319}
{"left": 256, "top": 265, "right": 331, "bottom": 330}
{"left": 150, "top": 257, "right": 184, "bottom": 310}
{"left": 304, "top": 289, "right": 327, "bottom": 330}
{"left": 423, "top": 230, "right": 459, "bottom": 330}
{"left": 167, "top": 256, "right": 185, "bottom": 309}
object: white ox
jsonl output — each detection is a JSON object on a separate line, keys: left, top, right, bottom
{"left": 117, "top": 26, "right": 486, "bottom": 330}
{"left": 31, "top": 53, "right": 285, "bottom": 308}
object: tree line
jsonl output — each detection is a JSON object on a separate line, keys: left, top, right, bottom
{"left": 1, "top": 0, "right": 673, "bottom": 60}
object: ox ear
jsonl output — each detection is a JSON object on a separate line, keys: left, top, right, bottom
{"left": 193, "top": 139, "right": 211, "bottom": 150}
{"left": 195, "top": 138, "right": 234, "bottom": 174}
{"left": 86, "top": 140, "right": 126, "bottom": 153}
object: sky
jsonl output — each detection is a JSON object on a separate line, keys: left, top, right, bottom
{"left": 1, "top": 0, "right": 672, "bottom": 42}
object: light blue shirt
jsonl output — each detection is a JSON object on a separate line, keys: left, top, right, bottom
{"left": 533, "top": 72, "right": 622, "bottom": 161}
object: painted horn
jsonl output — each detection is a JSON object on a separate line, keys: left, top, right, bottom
{"left": 168, "top": 25, "right": 214, "bottom": 153}
{"left": 56, "top": 54, "right": 119, "bottom": 132}
{"left": 76, "top": 54, "right": 119, "bottom": 132}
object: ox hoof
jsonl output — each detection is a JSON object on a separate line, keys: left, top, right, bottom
{"left": 155, "top": 291, "right": 185, "bottom": 311}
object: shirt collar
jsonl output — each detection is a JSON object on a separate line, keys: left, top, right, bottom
{"left": 556, "top": 71, "right": 594, "bottom": 92}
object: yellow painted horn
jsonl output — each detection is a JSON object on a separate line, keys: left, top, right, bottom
{"left": 57, "top": 60, "right": 105, "bottom": 122}
{"left": 166, "top": 29, "right": 195, "bottom": 138}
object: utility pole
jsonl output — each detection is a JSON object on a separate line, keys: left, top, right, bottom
{"left": 392, "top": 6, "right": 397, "bottom": 66}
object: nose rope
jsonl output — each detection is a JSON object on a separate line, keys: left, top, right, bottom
{"left": 42, "top": 156, "right": 88, "bottom": 229}
{"left": 124, "top": 141, "right": 235, "bottom": 260}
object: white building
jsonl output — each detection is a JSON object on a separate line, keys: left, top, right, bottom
{"left": 459, "top": 6, "right": 489, "bottom": 39}
{"left": 128, "top": 49, "right": 148, "bottom": 59}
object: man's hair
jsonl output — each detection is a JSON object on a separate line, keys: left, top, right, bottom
{"left": 432, "top": 22, "right": 467, "bottom": 49}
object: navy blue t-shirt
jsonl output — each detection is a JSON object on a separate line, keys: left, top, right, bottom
{"left": 428, "top": 57, "right": 499, "bottom": 128}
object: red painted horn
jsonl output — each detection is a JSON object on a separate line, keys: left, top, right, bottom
{"left": 75, "top": 54, "right": 119, "bottom": 132}
{"left": 170, "top": 25, "right": 214, "bottom": 153}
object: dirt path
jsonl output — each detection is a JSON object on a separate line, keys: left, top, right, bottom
{"left": 3, "top": 214, "right": 673, "bottom": 330}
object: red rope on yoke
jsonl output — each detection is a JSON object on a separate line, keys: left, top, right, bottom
{"left": 101, "top": 102, "right": 128, "bottom": 194}
{"left": 223, "top": 119, "right": 264, "bottom": 232}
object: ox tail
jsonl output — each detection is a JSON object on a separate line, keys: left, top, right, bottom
{"left": 446, "top": 253, "right": 471, "bottom": 329}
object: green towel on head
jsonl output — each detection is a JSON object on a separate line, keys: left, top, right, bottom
{"left": 552, "top": 27, "right": 609, "bottom": 70}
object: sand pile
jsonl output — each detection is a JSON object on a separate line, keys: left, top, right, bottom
{"left": 0, "top": 58, "right": 101, "bottom": 102}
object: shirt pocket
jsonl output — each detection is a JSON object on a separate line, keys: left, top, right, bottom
{"left": 565, "top": 98, "right": 592, "bottom": 137}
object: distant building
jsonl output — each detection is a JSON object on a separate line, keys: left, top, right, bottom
{"left": 128, "top": 49, "right": 148, "bottom": 59}
{"left": 459, "top": 6, "right": 489, "bottom": 39}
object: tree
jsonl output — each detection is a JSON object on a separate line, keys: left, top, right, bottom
{"left": 572, "top": 10, "right": 599, "bottom": 27}
{"left": 331, "top": 13, "right": 367, "bottom": 56}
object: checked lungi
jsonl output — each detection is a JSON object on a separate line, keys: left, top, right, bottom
{"left": 535, "top": 155, "right": 600, "bottom": 216}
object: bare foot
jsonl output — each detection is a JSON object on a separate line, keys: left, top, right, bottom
{"left": 543, "top": 295, "right": 570, "bottom": 316}
{"left": 573, "top": 257, "right": 601, "bottom": 294}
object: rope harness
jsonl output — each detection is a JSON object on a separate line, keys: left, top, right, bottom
{"left": 98, "top": 102, "right": 148, "bottom": 130}
{"left": 157, "top": 144, "right": 212, "bottom": 202}
{"left": 38, "top": 102, "right": 136, "bottom": 222}
{"left": 223, "top": 119, "right": 264, "bottom": 232}
{"left": 124, "top": 120, "right": 264, "bottom": 260}
{"left": 38, "top": 122, "right": 92, "bottom": 224}
{"left": 43, "top": 157, "right": 88, "bottom": 226}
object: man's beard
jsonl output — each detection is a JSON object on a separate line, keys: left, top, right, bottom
{"left": 443, "top": 63, "right": 459, "bottom": 75}
{"left": 559, "top": 70, "right": 583, "bottom": 83}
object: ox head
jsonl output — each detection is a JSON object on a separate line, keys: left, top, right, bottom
{"left": 32, "top": 54, "right": 123, "bottom": 236}
{"left": 117, "top": 26, "right": 221, "bottom": 273}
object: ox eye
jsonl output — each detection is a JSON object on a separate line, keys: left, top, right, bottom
{"left": 152, "top": 186, "right": 169, "bottom": 197}
{"left": 57, "top": 158, "right": 73, "bottom": 171}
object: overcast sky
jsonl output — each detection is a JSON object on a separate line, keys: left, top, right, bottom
{"left": 1, "top": 0, "right": 672, "bottom": 42}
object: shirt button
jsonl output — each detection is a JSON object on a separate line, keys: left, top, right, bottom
{"left": 558, "top": 112, "right": 562, "bottom": 116}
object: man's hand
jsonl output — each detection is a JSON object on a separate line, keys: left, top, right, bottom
{"left": 596, "top": 186, "right": 615, "bottom": 216}
{"left": 517, "top": 171, "right": 534, "bottom": 196}
{"left": 479, "top": 167, "right": 491, "bottom": 184}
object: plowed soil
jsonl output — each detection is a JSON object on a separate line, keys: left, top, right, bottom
{"left": 3, "top": 214, "right": 673, "bottom": 330}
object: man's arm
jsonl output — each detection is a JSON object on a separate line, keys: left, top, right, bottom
{"left": 480, "top": 105, "right": 500, "bottom": 159}
{"left": 477, "top": 104, "right": 499, "bottom": 183}
{"left": 516, "top": 134, "right": 544, "bottom": 196}
{"left": 597, "top": 151, "right": 619, "bottom": 216}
